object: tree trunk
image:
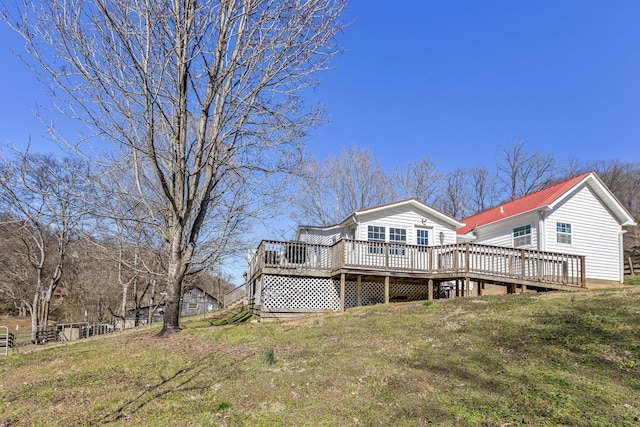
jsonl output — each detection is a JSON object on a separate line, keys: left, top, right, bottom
{"left": 157, "top": 240, "right": 187, "bottom": 337}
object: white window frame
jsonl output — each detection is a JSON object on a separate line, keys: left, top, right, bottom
{"left": 513, "top": 224, "right": 532, "bottom": 247}
{"left": 556, "top": 222, "right": 572, "bottom": 244}
{"left": 416, "top": 228, "right": 429, "bottom": 246}
{"left": 367, "top": 225, "right": 385, "bottom": 254}
{"left": 389, "top": 228, "right": 406, "bottom": 255}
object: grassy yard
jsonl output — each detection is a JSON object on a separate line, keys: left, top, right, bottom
{"left": 1, "top": 286, "right": 640, "bottom": 426}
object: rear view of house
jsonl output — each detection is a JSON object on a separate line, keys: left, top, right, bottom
{"left": 242, "top": 172, "right": 635, "bottom": 321}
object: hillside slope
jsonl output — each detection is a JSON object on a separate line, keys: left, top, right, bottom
{"left": 1, "top": 288, "right": 640, "bottom": 426}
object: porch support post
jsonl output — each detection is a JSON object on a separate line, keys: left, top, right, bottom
{"left": 428, "top": 279, "right": 433, "bottom": 301}
{"left": 340, "top": 273, "right": 345, "bottom": 311}
{"left": 384, "top": 276, "right": 390, "bottom": 304}
{"left": 455, "top": 280, "right": 460, "bottom": 297}
{"left": 465, "top": 277, "right": 470, "bottom": 297}
{"left": 477, "top": 280, "right": 483, "bottom": 296}
{"left": 356, "top": 275, "right": 362, "bottom": 306}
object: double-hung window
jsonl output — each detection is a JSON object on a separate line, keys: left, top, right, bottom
{"left": 367, "top": 225, "right": 385, "bottom": 254}
{"left": 416, "top": 229, "right": 429, "bottom": 252}
{"left": 556, "top": 222, "right": 572, "bottom": 244}
{"left": 513, "top": 225, "right": 531, "bottom": 247}
{"left": 389, "top": 228, "right": 406, "bottom": 255}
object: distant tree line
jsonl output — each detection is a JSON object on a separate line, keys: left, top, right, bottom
{"left": 291, "top": 141, "right": 640, "bottom": 254}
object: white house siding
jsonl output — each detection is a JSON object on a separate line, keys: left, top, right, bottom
{"left": 545, "top": 185, "right": 623, "bottom": 282}
{"left": 355, "top": 205, "right": 458, "bottom": 246}
{"left": 473, "top": 212, "right": 540, "bottom": 250}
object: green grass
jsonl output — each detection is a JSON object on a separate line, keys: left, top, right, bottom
{"left": 2, "top": 287, "right": 640, "bottom": 426}
{"left": 624, "top": 275, "right": 640, "bottom": 286}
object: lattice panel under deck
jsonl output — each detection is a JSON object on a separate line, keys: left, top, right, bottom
{"left": 262, "top": 275, "right": 340, "bottom": 310}
{"left": 390, "top": 283, "right": 429, "bottom": 295}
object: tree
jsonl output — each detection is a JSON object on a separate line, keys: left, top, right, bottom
{"left": 437, "top": 167, "right": 469, "bottom": 219}
{"left": 497, "top": 140, "right": 556, "bottom": 200}
{"left": 394, "top": 157, "right": 443, "bottom": 206}
{"left": 468, "top": 167, "right": 499, "bottom": 214}
{"left": 0, "top": 152, "right": 89, "bottom": 342}
{"left": 5, "top": 0, "right": 346, "bottom": 336}
{"left": 293, "top": 146, "right": 397, "bottom": 225}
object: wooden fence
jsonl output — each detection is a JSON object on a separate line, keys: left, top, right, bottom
{"left": 624, "top": 255, "right": 640, "bottom": 276}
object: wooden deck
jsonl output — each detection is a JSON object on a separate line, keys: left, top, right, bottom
{"left": 248, "top": 239, "right": 586, "bottom": 293}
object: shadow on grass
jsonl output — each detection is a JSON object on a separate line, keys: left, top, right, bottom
{"left": 98, "top": 353, "right": 249, "bottom": 424}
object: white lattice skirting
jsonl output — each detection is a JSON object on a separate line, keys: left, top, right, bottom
{"left": 262, "top": 275, "right": 429, "bottom": 311}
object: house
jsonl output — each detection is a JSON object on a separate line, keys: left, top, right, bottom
{"left": 181, "top": 286, "right": 222, "bottom": 316}
{"left": 457, "top": 172, "right": 636, "bottom": 285}
{"left": 243, "top": 172, "right": 634, "bottom": 321}
{"left": 116, "top": 304, "right": 165, "bottom": 329}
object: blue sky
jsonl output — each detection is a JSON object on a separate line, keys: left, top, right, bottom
{"left": 2, "top": 1, "right": 640, "bottom": 283}
{"left": 1, "top": 1, "right": 639, "bottom": 170}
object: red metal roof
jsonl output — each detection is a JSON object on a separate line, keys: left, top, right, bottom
{"left": 458, "top": 172, "right": 591, "bottom": 235}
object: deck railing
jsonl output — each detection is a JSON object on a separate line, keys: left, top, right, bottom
{"left": 259, "top": 240, "right": 333, "bottom": 271}
{"left": 249, "top": 239, "right": 586, "bottom": 288}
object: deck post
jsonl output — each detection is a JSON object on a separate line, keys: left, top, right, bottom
{"left": 465, "top": 277, "right": 470, "bottom": 297}
{"left": 465, "top": 243, "right": 470, "bottom": 275}
{"left": 385, "top": 243, "right": 390, "bottom": 271}
{"left": 356, "top": 275, "right": 362, "bottom": 306}
{"left": 429, "top": 248, "right": 434, "bottom": 273}
{"left": 580, "top": 256, "right": 586, "bottom": 287}
{"left": 384, "top": 276, "right": 390, "bottom": 304}
{"left": 340, "top": 273, "right": 345, "bottom": 311}
{"left": 477, "top": 280, "right": 483, "bottom": 296}
{"left": 428, "top": 279, "right": 433, "bottom": 301}
{"left": 455, "top": 280, "right": 460, "bottom": 297}
{"left": 522, "top": 284, "right": 527, "bottom": 293}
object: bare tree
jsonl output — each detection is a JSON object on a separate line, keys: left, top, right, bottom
{"left": 438, "top": 167, "right": 469, "bottom": 219}
{"left": 497, "top": 140, "right": 556, "bottom": 200}
{"left": 0, "top": 152, "right": 89, "bottom": 342}
{"left": 394, "top": 157, "right": 443, "bottom": 206}
{"left": 468, "top": 167, "right": 499, "bottom": 214}
{"left": 5, "top": 0, "right": 345, "bottom": 335}
{"left": 293, "top": 146, "right": 397, "bottom": 225}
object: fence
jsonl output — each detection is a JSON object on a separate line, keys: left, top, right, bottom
{"left": 0, "top": 322, "right": 116, "bottom": 352}
{"left": 1, "top": 326, "right": 13, "bottom": 356}
{"left": 624, "top": 256, "right": 640, "bottom": 276}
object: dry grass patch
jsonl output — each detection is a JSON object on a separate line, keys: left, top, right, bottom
{"left": 1, "top": 288, "right": 640, "bottom": 426}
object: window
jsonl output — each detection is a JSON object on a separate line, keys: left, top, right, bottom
{"left": 188, "top": 303, "right": 198, "bottom": 310}
{"left": 556, "top": 222, "right": 572, "bottom": 244}
{"left": 513, "top": 225, "right": 531, "bottom": 247}
{"left": 368, "top": 225, "right": 385, "bottom": 254}
{"left": 368, "top": 225, "right": 385, "bottom": 241}
{"left": 389, "top": 228, "right": 406, "bottom": 255}
{"left": 416, "top": 229, "right": 429, "bottom": 251}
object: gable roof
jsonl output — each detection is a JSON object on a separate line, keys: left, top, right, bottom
{"left": 354, "top": 198, "right": 464, "bottom": 229}
{"left": 296, "top": 198, "right": 463, "bottom": 238}
{"left": 458, "top": 172, "right": 636, "bottom": 235}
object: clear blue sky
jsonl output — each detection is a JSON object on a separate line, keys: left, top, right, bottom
{"left": 1, "top": 1, "right": 640, "bottom": 171}
{"left": 1, "top": 1, "right": 639, "bottom": 285}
